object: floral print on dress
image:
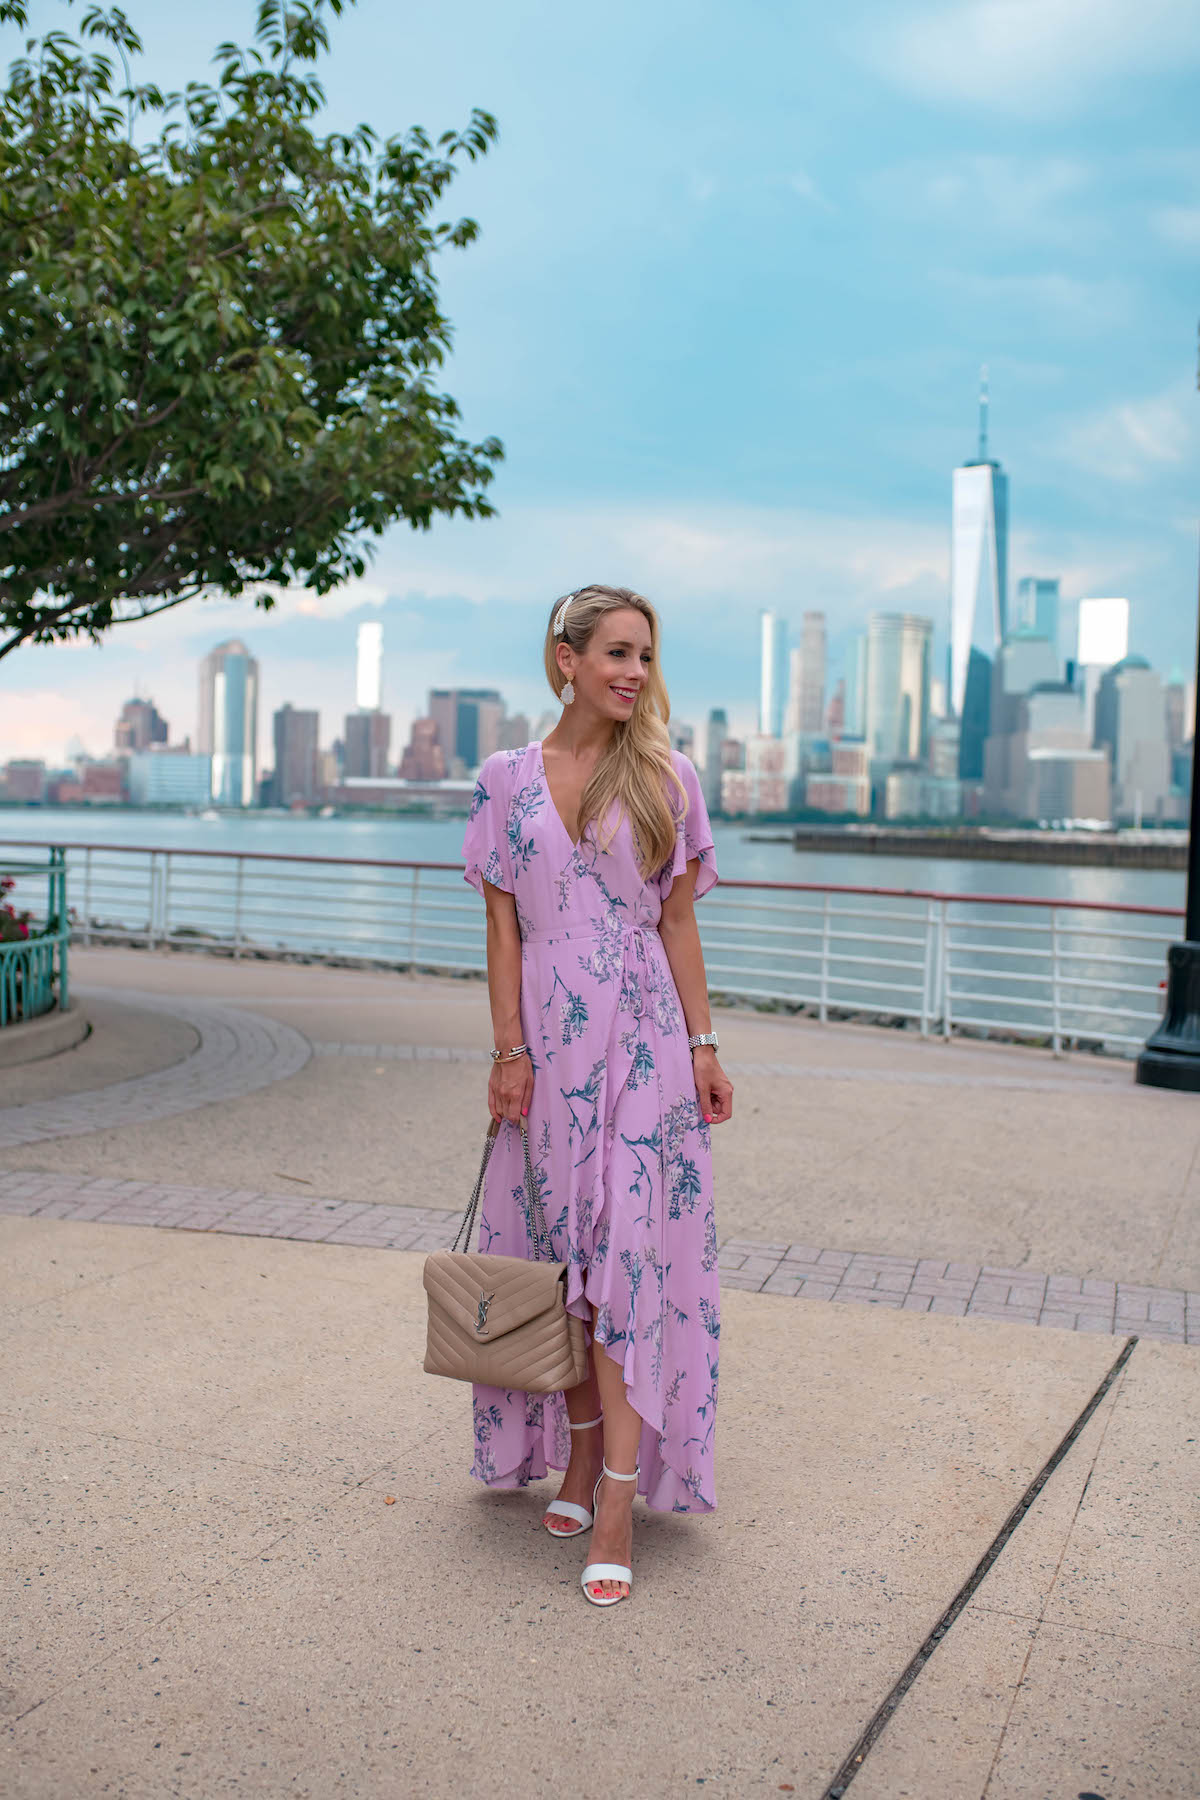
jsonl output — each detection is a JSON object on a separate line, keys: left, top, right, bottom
{"left": 460, "top": 741, "right": 720, "bottom": 1513}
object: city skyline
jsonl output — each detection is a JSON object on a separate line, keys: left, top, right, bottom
{"left": 1, "top": 0, "right": 1197, "bottom": 761}
{"left": 3, "top": 593, "right": 1191, "bottom": 826}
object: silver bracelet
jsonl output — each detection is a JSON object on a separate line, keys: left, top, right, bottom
{"left": 688, "top": 1031, "right": 719, "bottom": 1052}
{"left": 490, "top": 1043, "right": 530, "bottom": 1062}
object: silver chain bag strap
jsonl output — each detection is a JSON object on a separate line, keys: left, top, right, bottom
{"left": 422, "top": 1117, "right": 590, "bottom": 1393}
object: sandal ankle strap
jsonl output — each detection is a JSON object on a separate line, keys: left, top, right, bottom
{"left": 601, "top": 1461, "right": 639, "bottom": 1481}
{"left": 568, "top": 1416, "right": 604, "bottom": 1432}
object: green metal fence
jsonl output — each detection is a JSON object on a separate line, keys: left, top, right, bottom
{"left": 0, "top": 847, "right": 69, "bottom": 1027}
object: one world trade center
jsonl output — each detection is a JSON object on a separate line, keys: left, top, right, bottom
{"left": 950, "top": 370, "right": 1008, "bottom": 780}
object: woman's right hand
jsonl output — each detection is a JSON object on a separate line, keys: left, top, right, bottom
{"left": 489, "top": 1051, "right": 533, "bottom": 1126}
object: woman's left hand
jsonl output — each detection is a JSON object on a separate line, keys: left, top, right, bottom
{"left": 692, "top": 1048, "right": 733, "bottom": 1126}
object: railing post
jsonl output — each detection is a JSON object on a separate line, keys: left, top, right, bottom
{"left": 82, "top": 848, "right": 93, "bottom": 948}
{"left": 818, "top": 893, "right": 831, "bottom": 1022}
{"left": 233, "top": 857, "right": 245, "bottom": 959}
{"left": 920, "top": 899, "right": 935, "bottom": 1037}
{"left": 408, "top": 867, "right": 421, "bottom": 976}
{"left": 1051, "top": 908, "right": 1062, "bottom": 1057}
{"left": 147, "top": 852, "right": 159, "bottom": 950}
{"left": 940, "top": 902, "right": 952, "bottom": 1040}
{"left": 56, "top": 849, "right": 69, "bottom": 1012}
{"left": 161, "top": 852, "right": 172, "bottom": 946}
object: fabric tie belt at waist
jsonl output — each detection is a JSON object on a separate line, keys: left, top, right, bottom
{"left": 520, "top": 920, "right": 660, "bottom": 946}
{"left": 521, "top": 919, "right": 665, "bottom": 1021}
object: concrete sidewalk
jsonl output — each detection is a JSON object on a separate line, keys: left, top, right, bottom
{"left": 3, "top": 1214, "right": 1197, "bottom": 1799}
{"left": 2, "top": 947, "right": 1199, "bottom": 1797}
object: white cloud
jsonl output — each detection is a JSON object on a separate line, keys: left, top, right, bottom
{"left": 0, "top": 500, "right": 950, "bottom": 763}
{"left": 787, "top": 170, "right": 836, "bottom": 212}
{"left": 867, "top": 155, "right": 1093, "bottom": 245}
{"left": 1056, "top": 381, "right": 1196, "bottom": 485}
{"left": 863, "top": 0, "right": 1200, "bottom": 114}
{"left": 1152, "top": 204, "right": 1200, "bottom": 248}
{"left": 2, "top": 490, "right": 1191, "bottom": 764}
{"left": 932, "top": 267, "right": 1131, "bottom": 331}
{"left": 0, "top": 690, "right": 102, "bottom": 762}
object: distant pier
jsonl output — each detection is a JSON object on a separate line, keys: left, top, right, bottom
{"left": 757, "top": 826, "right": 1189, "bottom": 870}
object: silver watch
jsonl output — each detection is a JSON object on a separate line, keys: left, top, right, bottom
{"left": 688, "top": 1032, "right": 718, "bottom": 1052}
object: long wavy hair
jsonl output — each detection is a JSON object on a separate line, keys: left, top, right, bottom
{"left": 542, "top": 585, "right": 687, "bottom": 879}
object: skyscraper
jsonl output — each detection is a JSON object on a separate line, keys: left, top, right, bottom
{"left": 114, "top": 697, "right": 168, "bottom": 752}
{"left": 844, "top": 634, "right": 868, "bottom": 739}
{"left": 864, "top": 613, "right": 932, "bottom": 766}
{"left": 1014, "top": 577, "right": 1060, "bottom": 651}
{"left": 760, "top": 611, "right": 788, "bottom": 737}
{"left": 950, "top": 370, "right": 1009, "bottom": 779}
{"left": 703, "top": 707, "right": 728, "bottom": 813}
{"left": 1076, "top": 597, "right": 1130, "bottom": 740}
{"left": 426, "top": 688, "right": 505, "bottom": 772}
{"left": 355, "top": 621, "right": 384, "bottom": 711}
{"left": 1094, "top": 657, "right": 1170, "bottom": 824}
{"left": 197, "top": 640, "right": 259, "bottom": 807}
{"left": 1166, "top": 674, "right": 1189, "bottom": 753}
{"left": 344, "top": 618, "right": 390, "bottom": 778}
{"left": 784, "top": 612, "right": 827, "bottom": 734}
{"left": 343, "top": 710, "right": 391, "bottom": 779}
{"left": 272, "top": 705, "right": 321, "bottom": 806}
{"left": 784, "top": 648, "right": 804, "bottom": 735}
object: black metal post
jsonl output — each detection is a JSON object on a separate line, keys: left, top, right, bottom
{"left": 1136, "top": 532, "right": 1200, "bottom": 1090}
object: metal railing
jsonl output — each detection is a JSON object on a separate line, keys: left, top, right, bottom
{"left": 0, "top": 846, "right": 70, "bottom": 1027}
{"left": 0, "top": 840, "right": 1181, "bottom": 1057}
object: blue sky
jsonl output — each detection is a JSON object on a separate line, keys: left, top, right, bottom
{"left": 4, "top": 0, "right": 1199, "bottom": 761}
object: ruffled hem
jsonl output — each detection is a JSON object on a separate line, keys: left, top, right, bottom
{"left": 564, "top": 1262, "right": 717, "bottom": 1515}
{"left": 659, "top": 829, "right": 718, "bottom": 905}
{"left": 469, "top": 1386, "right": 571, "bottom": 1490}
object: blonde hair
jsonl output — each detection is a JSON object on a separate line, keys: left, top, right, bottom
{"left": 542, "top": 585, "right": 687, "bottom": 879}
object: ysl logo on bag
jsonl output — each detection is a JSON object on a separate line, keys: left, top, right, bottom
{"left": 476, "top": 1291, "right": 495, "bottom": 1333}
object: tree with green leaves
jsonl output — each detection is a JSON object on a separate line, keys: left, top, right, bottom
{"left": 0, "top": 0, "right": 502, "bottom": 662}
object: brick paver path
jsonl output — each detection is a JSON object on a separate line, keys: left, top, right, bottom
{"left": 2, "top": 1170, "right": 1193, "bottom": 1345}
{"left": 0, "top": 991, "right": 310, "bottom": 1150}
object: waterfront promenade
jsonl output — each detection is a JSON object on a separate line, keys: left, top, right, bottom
{"left": 3, "top": 947, "right": 1199, "bottom": 1797}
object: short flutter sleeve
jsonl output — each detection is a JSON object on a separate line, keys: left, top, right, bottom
{"left": 462, "top": 753, "right": 514, "bottom": 897}
{"left": 659, "top": 752, "right": 718, "bottom": 901}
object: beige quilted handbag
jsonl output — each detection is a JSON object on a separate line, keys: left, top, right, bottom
{"left": 423, "top": 1117, "right": 589, "bottom": 1393}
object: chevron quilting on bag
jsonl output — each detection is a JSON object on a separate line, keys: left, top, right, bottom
{"left": 422, "top": 1119, "right": 589, "bottom": 1393}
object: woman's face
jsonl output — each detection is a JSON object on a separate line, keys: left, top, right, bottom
{"left": 565, "top": 607, "right": 653, "bottom": 720}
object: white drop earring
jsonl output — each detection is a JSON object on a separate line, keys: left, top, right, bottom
{"left": 561, "top": 680, "right": 575, "bottom": 706}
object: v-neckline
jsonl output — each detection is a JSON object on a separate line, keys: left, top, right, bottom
{"left": 534, "top": 739, "right": 584, "bottom": 851}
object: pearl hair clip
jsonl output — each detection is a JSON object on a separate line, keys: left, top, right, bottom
{"left": 553, "top": 590, "right": 581, "bottom": 635}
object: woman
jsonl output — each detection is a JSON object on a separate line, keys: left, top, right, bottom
{"left": 461, "top": 584, "right": 734, "bottom": 1608}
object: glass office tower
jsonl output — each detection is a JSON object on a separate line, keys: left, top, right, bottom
{"left": 197, "top": 639, "right": 259, "bottom": 807}
{"left": 950, "top": 372, "right": 1009, "bottom": 780}
{"left": 760, "top": 611, "right": 788, "bottom": 738}
{"left": 865, "top": 613, "right": 933, "bottom": 766}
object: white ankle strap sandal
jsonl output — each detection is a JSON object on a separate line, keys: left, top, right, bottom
{"left": 581, "top": 1462, "right": 638, "bottom": 1607}
{"left": 542, "top": 1417, "right": 603, "bottom": 1538}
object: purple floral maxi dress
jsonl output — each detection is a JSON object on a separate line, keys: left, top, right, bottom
{"left": 460, "top": 740, "right": 721, "bottom": 1513}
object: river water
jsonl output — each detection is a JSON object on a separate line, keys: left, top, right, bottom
{"left": 0, "top": 807, "right": 1186, "bottom": 912}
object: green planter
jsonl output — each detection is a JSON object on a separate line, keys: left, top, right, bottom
{"left": 0, "top": 848, "right": 70, "bottom": 1027}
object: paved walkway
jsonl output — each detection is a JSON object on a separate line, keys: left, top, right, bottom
{"left": 3, "top": 947, "right": 1199, "bottom": 1797}
{"left": 4, "top": 1209, "right": 1197, "bottom": 1800}
{"left": 1, "top": 1167, "right": 1195, "bottom": 1345}
{"left": 0, "top": 990, "right": 310, "bottom": 1149}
